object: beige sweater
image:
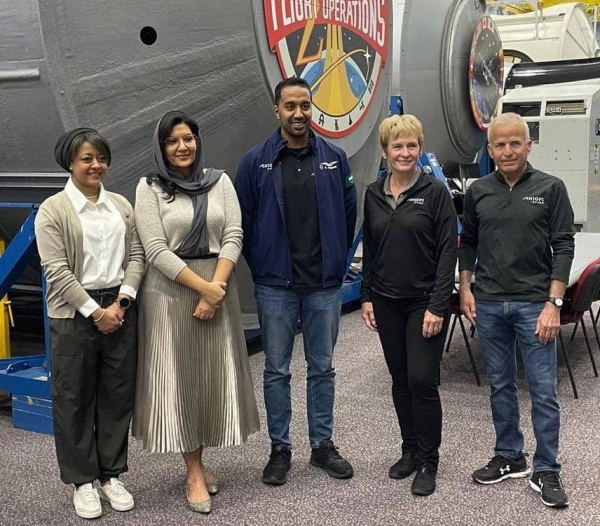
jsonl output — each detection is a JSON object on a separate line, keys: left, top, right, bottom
{"left": 35, "top": 190, "right": 145, "bottom": 318}
{"left": 134, "top": 173, "right": 242, "bottom": 280}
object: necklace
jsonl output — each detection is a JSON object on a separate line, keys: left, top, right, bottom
{"left": 85, "top": 192, "right": 100, "bottom": 200}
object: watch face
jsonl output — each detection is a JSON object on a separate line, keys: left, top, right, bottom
{"left": 555, "top": 298, "right": 564, "bottom": 307}
{"left": 119, "top": 297, "right": 131, "bottom": 310}
{"left": 469, "top": 16, "right": 504, "bottom": 131}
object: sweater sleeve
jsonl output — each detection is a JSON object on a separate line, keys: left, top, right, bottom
{"left": 119, "top": 197, "right": 145, "bottom": 293}
{"left": 458, "top": 185, "right": 478, "bottom": 272}
{"left": 233, "top": 153, "right": 256, "bottom": 267}
{"left": 549, "top": 179, "right": 575, "bottom": 284}
{"left": 428, "top": 185, "right": 458, "bottom": 316}
{"left": 217, "top": 174, "right": 243, "bottom": 264}
{"left": 134, "top": 180, "right": 187, "bottom": 281}
{"left": 34, "top": 202, "right": 95, "bottom": 314}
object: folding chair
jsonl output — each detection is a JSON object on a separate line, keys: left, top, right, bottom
{"left": 558, "top": 259, "right": 600, "bottom": 399}
{"left": 444, "top": 293, "right": 481, "bottom": 386}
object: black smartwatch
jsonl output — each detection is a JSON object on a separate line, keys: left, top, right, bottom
{"left": 547, "top": 297, "right": 564, "bottom": 308}
{"left": 116, "top": 297, "right": 132, "bottom": 310}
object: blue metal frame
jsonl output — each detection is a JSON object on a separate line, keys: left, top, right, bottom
{"left": 341, "top": 225, "right": 364, "bottom": 304}
{"left": 0, "top": 203, "right": 50, "bottom": 402}
{"left": 418, "top": 153, "right": 463, "bottom": 235}
{"left": 0, "top": 203, "right": 39, "bottom": 298}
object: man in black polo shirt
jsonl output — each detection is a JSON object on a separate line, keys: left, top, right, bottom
{"left": 458, "top": 112, "right": 575, "bottom": 508}
{"left": 235, "top": 77, "right": 357, "bottom": 486}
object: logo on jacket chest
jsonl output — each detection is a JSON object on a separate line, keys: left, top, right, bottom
{"left": 320, "top": 161, "right": 339, "bottom": 170}
{"left": 407, "top": 197, "right": 425, "bottom": 205}
{"left": 523, "top": 196, "right": 545, "bottom": 205}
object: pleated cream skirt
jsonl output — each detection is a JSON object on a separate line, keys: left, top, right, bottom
{"left": 132, "top": 258, "right": 260, "bottom": 453}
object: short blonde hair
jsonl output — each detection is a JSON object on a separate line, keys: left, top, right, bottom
{"left": 379, "top": 114, "right": 424, "bottom": 149}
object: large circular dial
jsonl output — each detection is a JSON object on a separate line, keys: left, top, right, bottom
{"left": 469, "top": 16, "right": 504, "bottom": 130}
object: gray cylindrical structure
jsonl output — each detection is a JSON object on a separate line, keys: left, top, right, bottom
{"left": 505, "top": 57, "right": 600, "bottom": 90}
{"left": 0, "top": 0, "right": 392, "bottom": 329}
{"left": 399, "top": 0, "right": 487, "bottom": 169}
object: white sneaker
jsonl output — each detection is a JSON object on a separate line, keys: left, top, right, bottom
{"left": 97, "top": 478, "right": 135, "bottom": 511}
{"left": 73, "top": 483, "right": 102, "bottom": 519}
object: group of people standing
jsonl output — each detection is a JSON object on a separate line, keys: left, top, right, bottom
{"left": 361, "top": 110, "right": 574, "bottom": 509}
{"left": 34, "top": 74, "right": 574, "bottom": 520}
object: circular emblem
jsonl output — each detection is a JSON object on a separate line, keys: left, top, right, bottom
{"left": 263, "top": 0, "right": 390, "bottom": 138}
{"left": 469, "top": 15, "right": 504, "bottom": 131}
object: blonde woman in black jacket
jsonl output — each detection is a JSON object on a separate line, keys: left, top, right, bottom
{"left": 361, "top": 114, "right": 457, "bottom": 497}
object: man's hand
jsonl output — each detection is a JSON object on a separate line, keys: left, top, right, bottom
{"left": 535, "top": 303, "right": 560, "bottom": 344}
{"left": 422, "top": 310, "right": 443, "bottom": 339}
{"left": 361, "top": 302, "right": 377, "bottom": 332}
{"left": 459, "top": 287, "right": 477, "bottom": 326}
{"left": 193, "top": 298, "right": 217, "bottom": 321}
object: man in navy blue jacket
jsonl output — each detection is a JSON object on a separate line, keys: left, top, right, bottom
{"left": 235, "top": 77, "right": 357, "bottom": 486}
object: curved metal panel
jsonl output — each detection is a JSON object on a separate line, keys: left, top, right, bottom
{"left": 400, "top": 0, "right": 486, "bottom": 168}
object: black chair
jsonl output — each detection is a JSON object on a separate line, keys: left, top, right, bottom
{"left": 444, "top": 293, "right": 481, "bottom": 386}
{"left": 558, "top": 260, "right": 600, "bottom": 399}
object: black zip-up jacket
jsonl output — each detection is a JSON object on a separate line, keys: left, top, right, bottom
{"left": 361, "top": 172, "right": 458, "bottom": 316}
{"left": 458, "top": 164, "right": 575, "bottom": 301}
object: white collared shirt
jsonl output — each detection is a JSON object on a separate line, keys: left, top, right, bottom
{"left": 65, "top": 178, "right": 136, "bottom": 317}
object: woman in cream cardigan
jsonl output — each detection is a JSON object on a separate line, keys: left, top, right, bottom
{"left": 35, "top": 128, "right": 144, "bottom": 520}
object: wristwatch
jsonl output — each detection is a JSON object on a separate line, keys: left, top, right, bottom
{"left": 547, "top": 297, "right": 564, "bottom": 308}
{"left": 116, "top": 297, "right": 132, "bottom": 310}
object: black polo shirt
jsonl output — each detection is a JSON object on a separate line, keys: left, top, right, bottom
{"left": 280, "top": 144, "right": 322, "bottom": 289}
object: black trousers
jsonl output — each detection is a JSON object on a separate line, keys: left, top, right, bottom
{"left": 49, "top": 288, "right": 137, "bottom": 485}
{"left": 372, "top": 293, "right": 449, "bottom": 469}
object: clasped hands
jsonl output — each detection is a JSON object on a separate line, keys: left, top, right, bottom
{"left": 193, "top": 280, "right": 227, "bottom": 321}
{"left": 92, "top": 295, "right": 129, "bottom": 334}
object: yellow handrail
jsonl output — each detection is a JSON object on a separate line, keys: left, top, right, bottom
{"left": 0, "top": 239, "right": 13, "bottom": 359}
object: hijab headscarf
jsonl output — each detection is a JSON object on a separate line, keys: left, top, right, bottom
{"left": 53, "top": 127, "right": 98, "bottom": 171}
{"left": 153, "top": 111, "right": 222, "bottom": 258}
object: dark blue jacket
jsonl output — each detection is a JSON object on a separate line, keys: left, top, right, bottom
{"left": 234, "top": 129, "right": 357, "bottom": 288}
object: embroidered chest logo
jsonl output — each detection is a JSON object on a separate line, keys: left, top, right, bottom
{"left": 259, "top": 163, "right": 273, "bottom": 170}
{"left": 407, "top": 198, "right": 425, "bottom": 205}
{"left": 523, "top": 196, "right": 545, "bottom": 205}
{"left": 320, "top": 161, "right": 339, "bottom": 170}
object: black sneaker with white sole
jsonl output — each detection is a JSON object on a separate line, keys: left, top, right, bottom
{"left": 472, "top": 453, "right": 531, "bottom": 484}
{"left": 529, "top": 471, "right": 569, "bottom": 508}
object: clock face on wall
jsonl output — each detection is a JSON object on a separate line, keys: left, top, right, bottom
{"left": 469, "top": 16, "right": 504, "bottom": 130}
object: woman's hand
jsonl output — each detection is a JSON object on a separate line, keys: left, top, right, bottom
{"left": 193, "top": 298, "right": 217, "bottom": 321}
{"left": 202, "top": 281, "right": 227, "bottom": 306}
{"left": 422, "top": 310, "right": 443, "bottom": 339}
{"left": 361, "top": 302, "right": 378, "bottom": 332}
{"left": 93, "top": 304, "right": 123, "bottom": 334}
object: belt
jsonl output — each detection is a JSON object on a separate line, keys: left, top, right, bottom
{"left": 182, "top": 253, "right": 218, "bottom": 260}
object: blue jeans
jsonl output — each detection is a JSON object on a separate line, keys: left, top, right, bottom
{"left": 476, "top": 300, "right": 561, "bottom": 472}
{"left": 255, "top": 284, "right": 341, "bottom": 448}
